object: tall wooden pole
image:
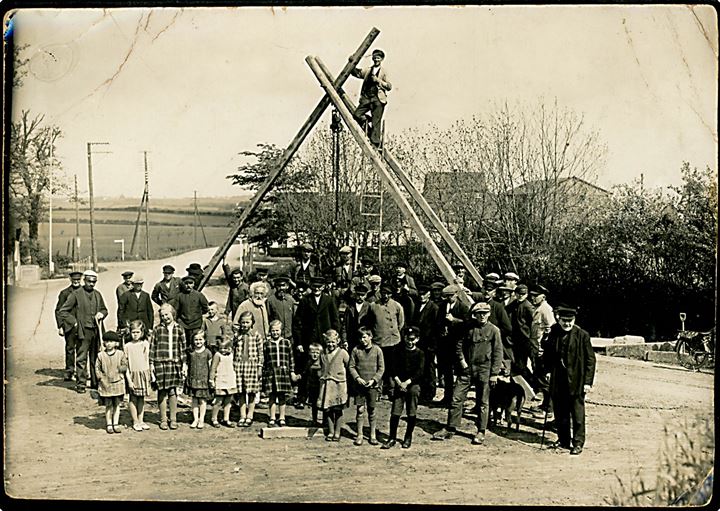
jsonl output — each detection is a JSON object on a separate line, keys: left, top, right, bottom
{"left": 144, "top": 151, "right": 150, "bottom": 260}
{"left": 86, "top": 142, "right": 110, "bottom": 271}
{"left": 197, "top": 28, "right": 380, "bottom": 290}
{"left": 73, "top": 174, "right": 80, "bottom": 262}
{"left": 308, "top": 56, "right": 472, "bottom": 306}
{"left": 193, "top": 190, "right": 198, "bottom": 246}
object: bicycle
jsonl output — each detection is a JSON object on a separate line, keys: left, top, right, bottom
{"left": 675, "top": 328, "right": 715, "bottom": 371}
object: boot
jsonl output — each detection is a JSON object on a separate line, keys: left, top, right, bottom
{"left": 402, "top": 416, "right": 416, "bottom": 448}
{"left": 383, "top": 414, "right": 400, "bottom": 448}
{"left": 368, "top": 408, "right": 378, "bottom": 445}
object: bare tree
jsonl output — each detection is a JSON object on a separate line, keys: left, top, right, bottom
{"left": 9, "top": 110, "right": 65, "bottom": 262}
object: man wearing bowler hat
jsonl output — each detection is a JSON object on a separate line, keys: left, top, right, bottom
{"left": 171, "top": 275, "right": 210, "bottom": 349}
{"left": 351, "top": 49, "right": 392, "bottom": 148}
{"left": 116, "top": 270, "right": 134, "bottom": 303}
{"left": 293, "top": 276, "right": 340, "bottom": 406}
{"left": 543, "top": 304, "right": 596, "bottom": 455}
{"left": 186, "top": 263, "right": 204, "bottom": 290}
{"left": 55, "top": 270, "right": 84, "bottom": 381}
{"left": 58, "top": 270, "right": 108, "bottom": 392}
{"left": 152, "top": 265, "right": 182, "bottom": 307}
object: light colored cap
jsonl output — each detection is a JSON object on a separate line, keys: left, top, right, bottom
{"left": 83, "top": 270, "right": 98, "bottom": 278}
{"left": 131, "top": 274, "right": 144, "bottom": 283}
{"left": 442, "top": 285, "right": 459, "bottom": 295}
{"left": 367, "top": 275, "right": 382, "bottom": 284}
{"left": 471, "top": 302, "right": 491, "bottom": 313}
{"left": 504, "top": 272, "right": 520, "bottom": 281}
{"left": 339, "top": 246, "right": 352, "bottom": 254}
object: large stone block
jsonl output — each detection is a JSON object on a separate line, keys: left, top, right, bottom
{"left": 646, "top": 351, "right": 681, "bottom": 365}
{"left": 605, "top": 344, "right": 649, "bottom": 360}
{"left": 15, "top": 265, "right": 41, "bottom": 287}
{"left": 612, "top": 335, "right": 646, "bottom": 345}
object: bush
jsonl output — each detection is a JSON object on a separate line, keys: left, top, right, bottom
{"left": 607, "top": 414, "right": 714, "bottom": 506}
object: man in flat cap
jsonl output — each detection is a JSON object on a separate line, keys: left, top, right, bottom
{"left": 366, "top": 274, "right": 382, "bottom": 303}
{"left": 472, "top": 279, "right": 513, "bottom": 374}
{"left": 152, "top": 265, "right": 182, "bottom": 307}
{"left": 543, "top": 305, "right": 596, "bottom": 455}
{"left": 435, "top": 284, "right": 469, "bottom": 405}
{"left": 222, "top": 262, "right": 249, "bottom": 320}
{"left": 55, "top": 270, "right": 84, "bottom": 381}
{"left": 432, "top": 301, "right": 503, "bottom": 445}
{"left": 292, "top": 243, "right": 317, "bottom": 287}
{"left": 58, "top": 270, "right": 108, "bottom": 393}
{"left": 366, "top": 283, "right": 405, "bottom": 393}
{"left": 117, "top": 274, "right": 154, "bottom": 333}
{"left": 507, "top": 284, "right": 535, "bottom": 377}
{"left": 351, "top": 48, "right": 392, "bottom": 148}
{"left": 342, "top": 282, "right": 372, "bottom": 354}
{"left": 333, "top": 246, "right": 355, "bottom": 292}
{"left": 116, "top": 271, "right": 134, "bottom": 303}
{"left": 171, "top": 275, "right": 209, "bottom": 349}
{"left": 529, "top": 284, "right": 555, "bottom": 416}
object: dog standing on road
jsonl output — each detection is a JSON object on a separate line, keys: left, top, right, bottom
{"left": 489, "top": 377, "right": 525, "bottom": 430}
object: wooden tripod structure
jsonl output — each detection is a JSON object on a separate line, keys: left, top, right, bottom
{"left": 198, "top": 28, "right": 482, "bottom": 305}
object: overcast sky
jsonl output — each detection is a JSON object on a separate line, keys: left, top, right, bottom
{"left": 11, "top": 5, "right": 717, "bottom": 198}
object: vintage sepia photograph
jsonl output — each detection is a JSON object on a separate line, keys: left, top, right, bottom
{"left": 3, "top": 4, "right": 717, "bottom": 505}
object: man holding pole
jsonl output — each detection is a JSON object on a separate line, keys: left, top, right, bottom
{"left": 351, "top": 49, "right": 391, "bottom": 147}
{"left": 58, "top": 270, "right": 108, "bottom": 393}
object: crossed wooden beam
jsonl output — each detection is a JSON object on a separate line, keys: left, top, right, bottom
{"left": 198, "top": 28, "right": 481, "bottom": 305}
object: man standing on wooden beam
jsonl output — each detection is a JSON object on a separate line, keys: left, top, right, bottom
{"left": 351, "top": 49, "right": 391, "bottom": 148}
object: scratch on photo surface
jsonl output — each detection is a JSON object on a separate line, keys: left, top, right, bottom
{"left": 621, "top": 18, "right": 652, "bottom": 94}
{"left": 687, "top": 5, "right": 718, "bottom": 59}
{"left": 151, "top": 10, "right": 181, "bottom": 43}
{"left": 95, "top": 12, "right": 145, "bottom": 96}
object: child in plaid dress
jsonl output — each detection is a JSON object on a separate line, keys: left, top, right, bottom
{"left": 262, "top": 320, "right": 298, "bottom": 427}
{"left": 185, "top": 330, "right": 213, "bottom": 429}
{"left": 233, "top": 311, "right": 264, "bottom": 427}
{"left": 150, "top": 303, "right": 186, "bottom": 430}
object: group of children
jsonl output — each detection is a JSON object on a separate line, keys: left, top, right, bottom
{"left": 94, "top": 302, "right": 425, "bottom": 448}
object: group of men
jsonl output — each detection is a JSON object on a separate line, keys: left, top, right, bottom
{"left": 53, "top": 242, "right": 595, "bottom": 453}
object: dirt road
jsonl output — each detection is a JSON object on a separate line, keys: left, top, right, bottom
{"left": 4, "top": 249, "right": 714, "bottom": 504}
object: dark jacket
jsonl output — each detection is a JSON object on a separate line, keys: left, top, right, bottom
{"left": 293, "top": 293, "right": 340, "bottom": 348}
{"left": 58, "top": 287, "right": 109, "bottom": 338}
{"left": 545, "top": 323, "right": 596, "bottom": 396}
{"left": 411, "top": 300, "right": 440, "bottom": 352}
{"left": 55, "top": 285, "right": 79, "bottom": 329}
{"left": 117, "top": 290, "right": 154, "bottom": 332}
{"left": 342, "top": 300, "right": 371, "bottom": 352}
{"left": 456, "top": 321, "right": 503, "bottom": 381}
{"left": 171, "top": 289, "right": 209, "bottom": 331}
{"left": 489, "top": 298, "right": 513, "bottom": 363}
{"left": 292, "top": 260, "right": 317, "bottom": 286}
{"left": 438, "top": 299, "right": 470, "bottom": 352}
{"left": 222, "top": 263, "right": 249, "bottom": 318}
{"left": 508, "top": 298, "right": 534, "bottom": 346}
{"left": 151, "top": 277, "right": 182, "bottom": 307}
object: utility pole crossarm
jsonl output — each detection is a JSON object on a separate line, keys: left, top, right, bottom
{"left": 197, "top": 28, "right": 380, "bottom": 290}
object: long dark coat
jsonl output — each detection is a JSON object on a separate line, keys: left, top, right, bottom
{"left": 292, "top": 293, "right": 340, "bottom": 348}
{"left": 117, "top": 290, "right": 154, "bottom": 332}
{"left": 545, "top": 323, "right": 596, "bottom": 396}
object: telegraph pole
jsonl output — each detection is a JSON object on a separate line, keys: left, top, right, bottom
{"left": 86, "top": 142, "right": 111, "bottom": 271}
{"left": 48, "top": 144, "right": 54, "bottom": 275}
{"left": 144, "top": 151, "right": 150, "bottom": 260}
{"left": 193, "top": 190, "right": 198, "bottom": 246}
{"left": 73, "top": 174, "right": 80, "bottom": 262}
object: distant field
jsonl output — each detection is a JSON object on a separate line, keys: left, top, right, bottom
{"left": 51, "top": 209, "right": 236, "bottom": 227}
{"left": 38, "top": 222, "right": 233, "bottom": 261}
